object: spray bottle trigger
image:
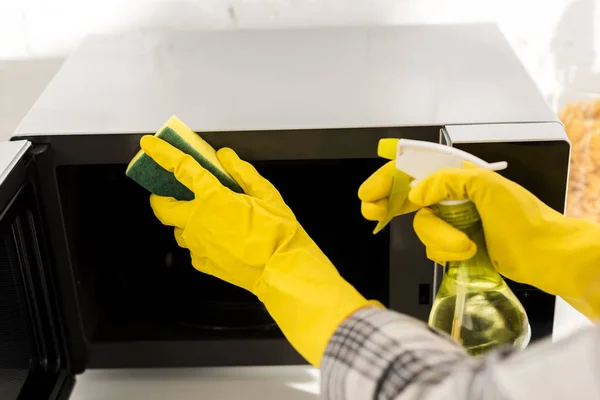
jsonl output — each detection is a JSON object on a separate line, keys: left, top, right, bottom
{"left": 372, "top": 168, "right": 413, "bottom": 234}
{"left": 377, "top": 139, "right": 399, "bottom": 160}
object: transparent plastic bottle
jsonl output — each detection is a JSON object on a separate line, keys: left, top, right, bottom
{"left": 428, "top": 201, "right": 531, "bottom": 356}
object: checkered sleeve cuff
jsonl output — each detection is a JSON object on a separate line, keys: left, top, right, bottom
{"left": 320, "top": 307, "right": 471, "bottom": 400}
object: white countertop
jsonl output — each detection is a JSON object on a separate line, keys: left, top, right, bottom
{"left": 68, "top": 297, "right": 591, "bottom": 399}
{"left": 71, "top": 366, "right": 320, "bottom": 400}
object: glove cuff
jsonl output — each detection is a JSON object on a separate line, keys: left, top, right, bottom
{"left": 549, "top": 217, "right": 600, "bottom": 319}
{"left": 255, "top": 243, "right": 385, "bottom": 366}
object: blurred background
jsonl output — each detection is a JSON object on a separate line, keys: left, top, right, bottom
{"left": 2, "top": 0, "right": 599, "bottom": 100}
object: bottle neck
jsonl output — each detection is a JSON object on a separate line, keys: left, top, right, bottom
{"left": 437, "top": 200, "right": 501, "bottom": 283}
{"left": 437, "top": 201, "right": 481, "bottom": 233}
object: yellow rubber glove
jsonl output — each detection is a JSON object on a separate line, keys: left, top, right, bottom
{"left": 358, "top": 160, "right": 420, "bottom": 221}
{"left": 140, "top": 135, "right": 382, "bottom": 366}
{"left": 360, "top": 160, "right": 600, "bottom": 320}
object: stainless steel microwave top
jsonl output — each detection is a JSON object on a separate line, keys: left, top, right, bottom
{"left": 15, "top": 23, "right": 556, "bottom": 137}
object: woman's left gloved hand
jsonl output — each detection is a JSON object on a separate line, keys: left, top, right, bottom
{"left": 141, "top": 135, "right": 382, "bottom": 367}
{"left": 360, "top": 151, "right": 600, "bottom": 320}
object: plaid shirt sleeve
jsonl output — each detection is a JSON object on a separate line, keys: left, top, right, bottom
{"left": 320, "top": 307, "right": 600, "bottom": 400}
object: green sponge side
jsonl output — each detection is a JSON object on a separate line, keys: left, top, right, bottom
{"left": 126, "top": 116, "right": 244, "bottom": 201}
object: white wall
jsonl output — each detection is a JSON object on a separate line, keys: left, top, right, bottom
{"left": 1, "top": 0, "right": 600, "bottom": 99}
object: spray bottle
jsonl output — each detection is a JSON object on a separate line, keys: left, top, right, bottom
{"left": 375, "top": 138, "right": 531, "bottom": 356}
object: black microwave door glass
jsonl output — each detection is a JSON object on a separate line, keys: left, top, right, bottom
{"left": 0, "top": 142, "right": 74, "bottom": 400}
{"left": 56, "top": 158, "right": 390, "bottom": 334}
{"left": 54, "top": 156, "right": 389, "bottom": 367}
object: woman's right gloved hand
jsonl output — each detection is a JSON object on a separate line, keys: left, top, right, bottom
{"left": 360, "top": 162, "right": 600, "bottom": 320}
{"left": 140, "top": 135, "right": 381, "bottom": 367}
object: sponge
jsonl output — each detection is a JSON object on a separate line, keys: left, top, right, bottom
{"left": 126, "top": 115, "right": 243, "bottom": 201}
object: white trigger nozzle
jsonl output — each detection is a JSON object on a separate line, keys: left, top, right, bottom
{"left": 394, "top": 139, "right": 507, "bottom": 184}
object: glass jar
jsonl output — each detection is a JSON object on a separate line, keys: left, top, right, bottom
{"left": 555, "top": 90, "right": 600, "bottom": 223}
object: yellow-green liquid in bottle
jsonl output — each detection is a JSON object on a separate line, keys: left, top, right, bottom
{"left": 428, "top": 201, "right": 531, "bottom": 356}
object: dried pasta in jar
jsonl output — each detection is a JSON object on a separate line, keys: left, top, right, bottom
{"left": 559, "top": 99, "right": 600, "bottom": 223}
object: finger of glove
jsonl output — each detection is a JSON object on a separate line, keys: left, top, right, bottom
{"left": 358, "top": 161, "right": 395, "bottom": 202}
{"left": 408, "top": 168, "right": 485, "bottom": 207}
{"left": 189, "top": 254, "right": 217, "bottom": 278}
{"left": 361, "top": 192, "right": 421, "bottom": 221}
{"left": 149, "top": 194, "right": 194, "bottom": 228}
{"left": 361, "top": 198, "right": 388, "bottom": 221}
{"left": 425, "top": 247, "right": 450, "bottom": 266}
{"left": 173, "top": 227, "right": 188, "bottom": 249}
{"left": 413, "top": 208, "right": 477, "bottom": 261}
{"left": 217, "top": 147, "right": 283, "bottom": 203}
{"left": 141, "top": 135, "right": 223, "bottom": 195}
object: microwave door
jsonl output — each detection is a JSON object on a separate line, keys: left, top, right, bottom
{"left": 0, "top": 141, "right": 74, "bottom": 400}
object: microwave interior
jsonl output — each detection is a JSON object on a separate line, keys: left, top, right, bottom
{"left": 56, "top": 157, "right": 390, "bottom": 357}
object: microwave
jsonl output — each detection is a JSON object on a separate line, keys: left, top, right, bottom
{"left": 2, "top": 24, "right": 569, "bottom": 399}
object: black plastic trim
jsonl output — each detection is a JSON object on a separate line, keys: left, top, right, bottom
{"left": 89, "top": 339, "right": 305, "bottom": 368}
{"left": 29, "top": 145, "right": 90, "bottom": 374}
{"left": 18, "top": 126, "right": 440, "bottom": 164}
{"left": 0, "top": 153, "right": 74, "bottom": 398}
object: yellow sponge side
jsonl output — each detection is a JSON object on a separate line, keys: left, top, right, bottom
{"left": 162, "top": 116, "right": 233, "bottom": 180}
{"left": 126, "top": 115, "right": 243, "bottom": 201}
